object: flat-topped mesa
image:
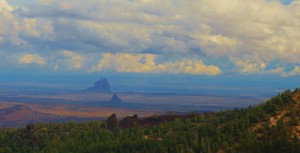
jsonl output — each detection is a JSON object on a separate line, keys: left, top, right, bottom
{"left": 86, "top": 78, "right": 111, "bottom": 93}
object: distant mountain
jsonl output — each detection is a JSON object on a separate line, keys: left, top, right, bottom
{"left": 85, "top": 78, "right": 111, "bottom": 93}
{"left": 110, "top": 94, "right": 122, "bottom": 104}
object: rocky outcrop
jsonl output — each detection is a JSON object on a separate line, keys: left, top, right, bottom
{"left": 110, "top": 94, "right": 122, "bottom": 104}
{"left": 85, "top": 78, "right": 111, "bottom": 93}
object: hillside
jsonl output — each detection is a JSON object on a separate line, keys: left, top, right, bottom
{"left": 251, "top": 89, "right": 300, "bottom": 143}
{"left": 0, "top": 89, "right": 299, "bottom": 153}
{"left": 0, "top": 105, "right": 61, "bottom": 127}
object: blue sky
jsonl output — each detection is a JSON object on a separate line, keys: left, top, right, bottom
{"left": 0, "top": 0, "right": 300, "bottom": 93}
{"left": 280, "top": 0, "right": 294, "bottom": 4}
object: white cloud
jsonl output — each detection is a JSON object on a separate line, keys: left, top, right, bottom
{"left": 267, "top": 66, "right": 285, "bottom": 75}
{"left": 96, "top": 53, "right": 158, "bottom": 73}
{"left": 231, "top": 58, "right": 267, "bottom": 74}
{"left": 162, "top": 59, "right": 222, "bottom": 76}
{"left": 19, "top": 54, "right": 46, "bottom": 65}
{"left": 1, "top": 0, "right": 300, "bottom": 76}
{"left": 267, "top": 66, "right": 300, "bottom": 76}
{"left": 0, "top": 0, "right": 39, "bottom": 46}
{"left": 62, "top": 50, "right": 83, "bottom": 69}
{"left": 287, "top": 66, "right": 300, "bottom": 76}
{"left": 0, "top": 0, "right": 13, "bottom": 11}
{"left": 93, "top": 53, "right": 221, "bottom": 75}
{"left": 191, "top": 33, "right": 238, "bottom": 57}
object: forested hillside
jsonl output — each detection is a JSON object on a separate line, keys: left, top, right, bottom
{"left": 0, "top": 89, "right": 299, "bottom": 153}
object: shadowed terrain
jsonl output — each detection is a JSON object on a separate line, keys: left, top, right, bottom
{"left": 0, "top": 102, "right": 161, "bottom": 127}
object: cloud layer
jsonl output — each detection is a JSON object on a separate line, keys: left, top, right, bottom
{"left": 93, "top": 53, "right": 221, "bottom": 75}
{"left": 0, "top": 0, "right": 300, "bottom": 76}
{"left": 19, "top": 54, "right": 46, "bottom": 65}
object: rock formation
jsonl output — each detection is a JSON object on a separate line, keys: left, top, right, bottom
{"left": 110, "top": 94, "right": 122, "bottom": 104}
{"left": 85, "top": 78, "right": 111, "bottom": 93}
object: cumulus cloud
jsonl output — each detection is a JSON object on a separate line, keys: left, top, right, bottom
{"left": 0, "top": 0, "right": 39, "bottom": 47}
{"left": 1, "top": 0, "right": 300, "bottom": 76}
{"left": 93, "top": 53, "right": 221, "bottom": 75}
{"left": 95, "top": 53, "right": 159, "bottom": 73}
{"left": 19, "top": 54, "right": 46, "bottom": 65}
{"left": 268, "top": 67, "right": 286, "bottom": 75}
{"left": 231, "top": 58, "right": 267, "bottom": 74}
{"left": 267, "top": 66, "right": 300, "bottom": 76}
{"left": 0, "top": 0, "right": 13, "bottom": 11}
{"left": 162, "top": 59, "right": 222, "bottom": 75}
{"left": 287, "top": 66, "right": 300, "bottom": 76}
{"left": 62, "top": 50, "right": 83, "bottom": 69}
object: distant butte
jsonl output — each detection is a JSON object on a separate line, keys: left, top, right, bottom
{"left": 85, "top": 78, "right": 111, "bottom": 93}
{"left": 111, "top": 94, "right": 122, "bottom": 104}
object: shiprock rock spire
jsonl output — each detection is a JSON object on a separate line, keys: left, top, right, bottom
{"left": 86, "top": 78, "right": 111, "bottom": 93}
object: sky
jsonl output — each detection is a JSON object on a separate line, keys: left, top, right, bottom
{"left": 0, "top": 0, "right": 300, "bottom": 94}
